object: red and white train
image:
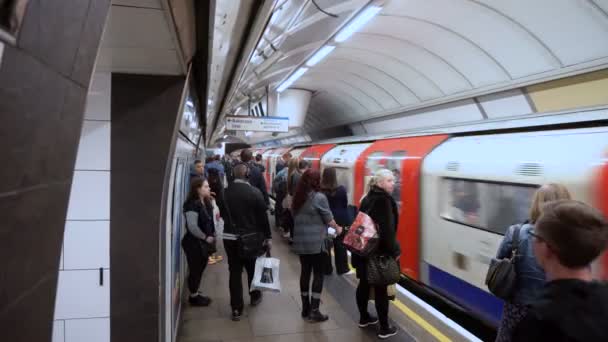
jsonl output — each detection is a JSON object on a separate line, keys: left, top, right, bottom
{"left": 240, "top": 124, "right": 608, "bottom": 326}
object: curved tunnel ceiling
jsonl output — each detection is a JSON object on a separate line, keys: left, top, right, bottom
{"left": 215, "top": 0, "right": 608, "bottom": 142}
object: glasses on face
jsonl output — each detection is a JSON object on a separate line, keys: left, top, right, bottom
{"left": 528, "top": 229, "right": 545, "bottom": 243}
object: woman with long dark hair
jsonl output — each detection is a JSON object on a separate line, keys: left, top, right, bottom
{"left": 353, "top": 169, "right": 400, "bottom": 339}
{"left": 182, "top": 178, "right": 216, "bottom": 306}
{"left": 292, "top": 170, "right": 343, "bottom": 322}
{"left": 321, "top": 167, "right": 350, "bottom": 275}
{"left": 206, "top": 168, "right": 227, "bottom": 264}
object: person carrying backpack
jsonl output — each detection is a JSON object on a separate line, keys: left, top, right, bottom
{"left": 493, "top": 184, "right": 571, "bottom": 342}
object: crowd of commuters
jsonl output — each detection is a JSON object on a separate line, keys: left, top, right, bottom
{"left": 181, "top": 149, "right": 608, "bottom": 341}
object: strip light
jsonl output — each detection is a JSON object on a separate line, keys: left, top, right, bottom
{"left": 335, "top": 5, "right": 382, "bottom": 42}
{"left": 277, "top": 67, "right": 309, "bottom": 93}
{"left": 306, "top": 45, "right": 336, "bottom": 67}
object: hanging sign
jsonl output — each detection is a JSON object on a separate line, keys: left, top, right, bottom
{"left": 225, "top": 115, "right": 289, "bottom": 133}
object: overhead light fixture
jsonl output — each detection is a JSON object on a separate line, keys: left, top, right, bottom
{"left": 277, "top": 67, "right": 309, "bottom": 93}
{"left": 186, "top": 100, "right": 194, "bottom": 107}
{"left": 334, "top": 5, "right": 382, "bottom": 43}
{"left": 306, "top": 45, "right": 336, "bottom": 67}
{"left": 223, "top": 135, "right": 228, "bottom": 139}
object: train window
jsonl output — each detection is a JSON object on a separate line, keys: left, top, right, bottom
{"left": 334, "top": 167, "right": 353, "bottom": 203}
{"left": 440, "top": 178, "right": 537, "bottom": 235}
{"left": 364, "top": 150, "right": 407, "bottom": 208}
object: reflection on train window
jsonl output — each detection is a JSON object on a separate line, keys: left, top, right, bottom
{"left": 440, "top": 178, "right": 537, "bottom": 235}
{"left": 334, "top": 167, "right": 353, "bottom": 204}
{"left": 364, "top": 150, "right": 407, "bottom": 208}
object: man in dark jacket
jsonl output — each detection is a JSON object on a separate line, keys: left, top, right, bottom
{"left": 240, "top": 149, "right": 269, "bottom": 206}
{"left": 254, "top": 154, "right": 266, "bottom": 173}
{"left": 223, "top": 164, "right": 272, "bottom": 321}
{"left": 512, "top": 200, "right": 608, "bottom": 342}
{"left": 190, "top": 160, "right": 204, "bottom": 182}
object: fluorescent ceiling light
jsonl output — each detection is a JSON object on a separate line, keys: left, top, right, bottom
{"left": 277, "top": 67, "right": 309, "bottom": 93}
{"left": 335, "top": 5, "right": 382, "bottom": 43}
{"left": 186, "top": 100, "right": 194, "bottom": 107}
{"left": 306, "top": 45, "right": 336, "bottom": 67}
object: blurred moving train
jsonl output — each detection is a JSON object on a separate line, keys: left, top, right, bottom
{"left": 233, "top": 124, "right": 608, "bottom": 327}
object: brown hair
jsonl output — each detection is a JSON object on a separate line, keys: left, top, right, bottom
{"left": 529, "top": 183, "right": 572, "bottom": 223}
{"left": 292, "top": 169, "right": 321, "bottom": 214}
{"left": 186, "top": 178, "right": 205, "bottom": 204}
{"left": 321, "top": 167, "right": 338, "bottom": 195}
{"left": 286, "top": 158, "right": 299, "bottom": 194}
{"left": 536, "top": 200, "right": 608, "bottom": 268}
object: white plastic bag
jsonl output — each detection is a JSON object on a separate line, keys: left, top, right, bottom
{"left": 251, "top": 253, "right": 281, "bottom": 293}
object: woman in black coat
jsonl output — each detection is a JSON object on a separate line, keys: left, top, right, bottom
{"left": 352, "top": 169, "right": 400, "bottom": 339}
{"left": 182, "top": 178, "right": 216, "bottom": 306}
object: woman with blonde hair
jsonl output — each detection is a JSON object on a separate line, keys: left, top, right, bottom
{"left": 494, "top": 183, "right": 572, "bottom": 342}
{"left": 352, "top": 169, "right": 401, "bottom": 339}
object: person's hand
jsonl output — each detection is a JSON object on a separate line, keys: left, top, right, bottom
{"left": 205, "top": 236, "right": 215, "bottom": 244}
{"left": 395, "top": 254, "right": 401, "bottom": 261}
{"left": 210, "top": 191, "right": 217, "bottom": 198}
{"left": 336, "top": 226, "right": 343, "bottom": 235}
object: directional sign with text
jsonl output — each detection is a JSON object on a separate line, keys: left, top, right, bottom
{"left": 226, "top": 115, "right": 289, "bottom": 133}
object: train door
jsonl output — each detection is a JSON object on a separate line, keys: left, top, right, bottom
{"left": 300, "top": 144, "right": 336, "bottom": 171}
{"left": 355, "top": 135, "right": 448, "bottom": 280}
{"left": 321, "top": 143, "right": 373, "bottom": 207}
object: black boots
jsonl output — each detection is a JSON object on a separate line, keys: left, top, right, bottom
{"left": 308, "top": 298, "right": 329, "bottom": 322}
{"left": 301, "top": 295, "right": 310, "bottom": 318}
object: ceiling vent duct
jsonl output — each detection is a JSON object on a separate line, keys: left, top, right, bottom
{"left": 277, "top": 89, "right": 311, "bottom": 128}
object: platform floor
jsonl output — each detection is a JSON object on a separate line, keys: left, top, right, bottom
{"left": 177, "top": 227, "right": 416, "bottom": 342}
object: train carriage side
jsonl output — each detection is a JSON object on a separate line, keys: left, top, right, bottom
{"left": 353, "top": 135, "right": 449, "bottom": 281}
{"left": 300, "top": 144, "right": 336, "bottom": 171}
{"left": 420, "top": 127, "right": 608, "bottom": 326}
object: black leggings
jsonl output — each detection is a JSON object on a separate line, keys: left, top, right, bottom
{"left": 299, "top": 253, "right": 325, "bottom": 298}
{"left": 182, "top": 234, "right": 210, "bottom": 294}
{"left": 356, "top": 271, "right": 390, "bottom": 329}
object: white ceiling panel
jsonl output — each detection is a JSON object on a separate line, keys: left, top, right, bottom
{"left": 385, "top": 0, "right": 559, "bottom": 78}
{"left": 103, "top": 6, "right": 174, "bottom": 49}
{"left": 313, "top": 59, "right": 418, "bottom": 106}
{"left": 306, "top": 68, "right": 400, "bottom": 108}
{"left": 348, "top": 34, "right": 472, "bottom": 94}
{"left": 477, "top": 0, "right": 608, "bottom": 66}
{"left": 328, "top": 47, "right": 440, "bottom": 100}
{"left": 365, "top": 16, "right": 509, "bottom": 88}
{"left": 477, "top": 88, "right": 533, "bottom": 118}
{"left": 297, "top": 76, "right": 383, "bottom": 112}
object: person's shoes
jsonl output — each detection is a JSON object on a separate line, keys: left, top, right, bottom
{"left": 188, "top": 294, "right": 211, "bottom": 306}
{"left": 377, "top": 326, "right": 398, "bottom": 339}
{"left": 358, "top": 314, "right": 379, "bottom": 328}
{"left": 301, "top": 295, "right": 311, "bottom": 318}
{"left": 308, "top": 298, "right": 328, "bottom": 322}
{"left": 308, "top": 309, "right": 329, "bottom": 322}
{"left": 231, "top": 309, "right": 242, "bottom": 321}
{"left": 250, "top": 291, "right": 263, "bottom": 306}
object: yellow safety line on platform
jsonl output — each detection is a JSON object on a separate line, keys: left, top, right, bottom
{"left": 345, "top": 262, "right": 452, "bottom": 342}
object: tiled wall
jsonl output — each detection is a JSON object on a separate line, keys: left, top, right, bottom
{"left": 53, "top": 72, "right": 111, "bottom": 342}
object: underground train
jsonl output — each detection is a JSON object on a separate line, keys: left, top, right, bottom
{"left": 238, "top": 125, "right": 608, "bottom": 327}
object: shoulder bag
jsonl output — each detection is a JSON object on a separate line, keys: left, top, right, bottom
{"left": 485, "top": 225, "right": 522, "bottom": 300}
{"left": 366, "top": 254, "right": 400, "bottom": 286}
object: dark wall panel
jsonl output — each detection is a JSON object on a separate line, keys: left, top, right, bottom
{"left": 111, "top": 74, "right": 186, "bottom": 342}
{"left": 0, "top": 1, "right": 110, "bottom": 341}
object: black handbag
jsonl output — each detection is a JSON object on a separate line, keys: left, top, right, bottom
{"left": 366, "top": 254, "right": 400, "bottom": 286}
{"left": 485, "top": 225, "right": 521, "bottom": 300}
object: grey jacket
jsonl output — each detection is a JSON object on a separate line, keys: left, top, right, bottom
{"left": 292, "top": 192, "right": 334, "bottom": 255}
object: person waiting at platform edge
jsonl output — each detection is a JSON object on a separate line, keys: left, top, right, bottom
{"left": 320, "top": 167, "right": 350, "bottom": 275}
{"left": 352, "top": 169, "right": 400, "bottom": 339}
{"left": 240, "top": 149, "right": 269, "bottom": 207}
{"left": 494, "top": 183, "right": 571, "bottom": 342}
{"left": 291, "top": 169, "right": 343, "bottom": 322}
{"left": 182, "top": 178, "right": 216, "bottom": 306}
{"left": 512, "top": 200, "right": 608, "bottom": 342}
{"left": 223, "top": 164, "right": 272, "bottom": 322}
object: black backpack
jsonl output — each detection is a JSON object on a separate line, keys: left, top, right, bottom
{"left": 485, "top": 225, "right": 521, "bottom": 300}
